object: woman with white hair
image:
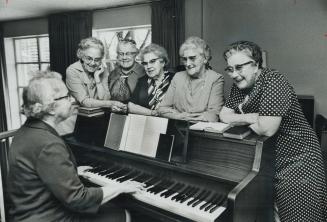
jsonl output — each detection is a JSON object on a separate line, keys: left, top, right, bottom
{"left": 158, "top": 36, "right": 224, "bottom": 122}
{"left": 7, "top": 71, "right": 143, "bottom": 222}
{"left": 128, "top": 43, "right": 174, "bottom": 116}
{"left": 66, "top": 37, "right": 126, "bottom": 112}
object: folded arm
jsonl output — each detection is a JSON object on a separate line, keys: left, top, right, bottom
{"left": 220, "top": 106, "right": 281, "bottom": 137}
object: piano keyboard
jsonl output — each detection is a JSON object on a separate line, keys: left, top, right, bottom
{"left": 80, "top": 164, "right": 226, "bottom": 222}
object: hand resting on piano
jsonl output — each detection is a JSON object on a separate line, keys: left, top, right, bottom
{"left": 78, "top": 166, "right": 146, "bottom": 205}
{"left": 78, "top": 164, "right": 226, "bottom": 222}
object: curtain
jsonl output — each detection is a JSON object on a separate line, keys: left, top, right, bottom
{"left": 0, "top": 23, "right": 8, "bottom": 133}
{"left": 151, "top": 0, "right": 185, "bottom": 69}
{"left": 48, "top": 11, "right": 92, "bottom": 81}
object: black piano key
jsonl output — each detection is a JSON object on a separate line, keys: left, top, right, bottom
{"left": 148, "top": 179, "right": 168, "bottom": 193}
{"left": 147, "top": 179, "right": 164, "bottom": 193}
{"left": 200, "top": 193, "right": 218, "bottom": 210}
{"left": 117, "top": 170, "right": 141, "bottom": 182}
{"left": 133, "top": 173, "right": 152, "bottom": 183}
{"left": 106, "top": 168, "right": 130, "bottom": 179}
{"left": 171, "top": 185, "right": 190, "bottom": 201}
{"left": 174, "top": 186, "right": 192, "bottom": 202}
{"left": 209, "top": 195, "right": 226, "bottom": 213}
{"left": 144, "top": 177, "right": 161, "bottom": 188}
{"left": 187, "top": 189, "right": 206, "bottom": 206}
{"left": 116, "top": 170, "right": 135, "bottom": 182}
{"left": 165, "top": 183, "right": 185, "bottom": 199}
{"left": 160, "top": 182, "right": 177, "bottom": 197}
{"left": 153, "top": 180, "right": 174, "bottom": 195}
{"left": 204, "top": 194, "right": 222, "bottom": 212}
{"left": 192, "top": 190, "right": 211, "bottom": 207}
{"left": 160, "top": 182, "right": 182, "bottom": 198}
{"left": 179, "top": 187, "right": 199, "bottom": 203}
{"left": 147, "top": 179, "right": 163, "bottom": 193}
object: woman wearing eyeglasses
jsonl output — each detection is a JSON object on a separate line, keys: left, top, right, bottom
{"left": 127, "top": 44, "right": 174, "bottom": 116}
{"left": 220, "top": 41, "right": 327, "bottom": 222}
{"left": 8, "top": 71, "right": 144, "bottom": 222}
{"left": 158, "top": 36, "right": 224, "bottom": 122}
{"left": 66, "top": 37, "right": 126, "bottom": 112}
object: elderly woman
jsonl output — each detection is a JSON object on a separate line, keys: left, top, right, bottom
{"left": 127, "top": 43, "right": 174, "bottom": 116}
{"left": 158, "top": 36, "right": 224, "bottom": 122}
{"left": 8, "top": 71, "right": 143, "bottom": 222}
{"left": 108, "top": 39, "right": 146, "bottom": 103}
{"left": 66, "top": 37, "right": 126, "bottom": 112}
{"left": 219, "top": 41, "right": 327, "bottom": 222}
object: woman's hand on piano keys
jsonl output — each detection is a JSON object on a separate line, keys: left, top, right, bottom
{"left": 100, "top": 181, "right": 145, "bottom": 205}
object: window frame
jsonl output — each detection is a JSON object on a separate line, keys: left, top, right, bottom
{"left": 12, "top": 34, "right": 50, "bottom": 125}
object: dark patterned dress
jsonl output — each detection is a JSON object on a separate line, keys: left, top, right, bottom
{"left": 130, "top": 71, "right": 174, "bottom": 110}
{"left": 225, "top": 68, "right": 327, "bottom": 222}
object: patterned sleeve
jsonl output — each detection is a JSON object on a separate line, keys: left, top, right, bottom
{"left": 225, "top": 84, "right": 245, "bottom": 110}
{"left": 259, "top": 72, "right": 292, "bottom": 117}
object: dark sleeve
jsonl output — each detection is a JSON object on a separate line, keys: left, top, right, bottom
{"left": 36, "top": 142, "right": 103, "bottom": 213}
{"left": 225, "top": 84, "right": 245, "bottom": 110}
{"left": 259, "top": 73, "right": 292, "bottom": 117}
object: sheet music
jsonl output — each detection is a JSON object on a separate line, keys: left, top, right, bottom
{"left": 123, "top": 114, "right": 168, "bottom": 157}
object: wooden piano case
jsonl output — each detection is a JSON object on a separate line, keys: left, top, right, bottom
{"left": 65, "top": 118, "right": 275, "bottom": 222}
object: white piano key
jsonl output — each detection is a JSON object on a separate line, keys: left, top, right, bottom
{"left": 80, "top": 171, "right": 226, "bottom": 222}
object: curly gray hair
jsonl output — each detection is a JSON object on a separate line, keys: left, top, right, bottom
{"left": 139, "top": 43, "right": 169, "bottom": 68}
{"left": 179, "top": 36, "right": 211, "bottom": 62}
{"left": 76, "top": 37, "right": 105, "bottom": 60}
{"left": 21, "top": 71, "right": 65, "bottom": 119}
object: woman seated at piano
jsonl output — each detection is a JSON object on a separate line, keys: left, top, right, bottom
{"left": 127, "top": 43, "right": 174, "bottom": 116}
{"left": 7, "top": 70, "right": 144, "bottom": 222}
{"left": 158, "top": 36, "right": 224, "bottom": 122}
{"left": 66, "top": 37, "right": 126, "bottom": 112}
{"left": 219, "top": 41, "right": 327, "bottom": 222}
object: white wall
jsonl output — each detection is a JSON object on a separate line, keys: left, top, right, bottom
{"left": 3, "top": 1, "right": 327, "bottom": 116}
{"left": 93, "top": 4, "right": 150, "bottom": 29}
{"left": 185, "top": 0, "right": 327, "bottom": 116}
{"left": 3, "top": 4, "right": 151, "bottom": 36}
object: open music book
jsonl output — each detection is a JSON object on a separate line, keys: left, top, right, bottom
{"left": 104, "top": 113, "right": 171, "bottom": 158}
{"left": 189, "top": 121, "right": 231, "bottom": 133}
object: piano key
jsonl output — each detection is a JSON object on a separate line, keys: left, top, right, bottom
{"left": 172, "top": 186, "right": 192, "bottom": 201}
{"left": 80, "top": 167, "right": 226, "bottom": 222}
{"left": 209, "top": 195, "right": 226, "bottom": 213}
{"left": 170, "top": 184, "right": 188, "bottom": 200}
{"left": 160, "top": 182, "right": 183, "bottom": 198}
{"left": 192, "top": 190, "right": 211, "bottom": 207}
{"left": 187, "top": 189, "right": 206, "bottom": 206}
{"left": 200, "top": 193, "right": 218, "bottom": 210}
{"left": 116, "top": 170, "right": 141, "bottom": 182}
{"left": 179, "top": 186, "right": 199, "bottom": 203}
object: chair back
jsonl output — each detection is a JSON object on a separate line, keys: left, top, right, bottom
{"left": 0, "top": 129, "right": 17, "bottom": 222}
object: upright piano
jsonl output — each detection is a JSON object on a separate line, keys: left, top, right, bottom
{"left": 64, "top": 114, "right": 275, "bottom": 222}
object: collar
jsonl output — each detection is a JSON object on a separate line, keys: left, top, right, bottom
{"left": 117, "top": 62, "right": 145, "bottom": 77}
{"left": 24, "top": 118, "right": 60, "bottom": 137}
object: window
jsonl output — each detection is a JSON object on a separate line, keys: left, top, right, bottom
{"left": 4, "top": 35, "right": 50, "bottom": 128}
{"left": 93, "top": 25, "right": 151, "bottom": 67}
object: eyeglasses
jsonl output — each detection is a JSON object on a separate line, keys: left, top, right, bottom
{"left": 54, "top": 93, "right": 72, "bottom": 101}
{"left": 83, "top": 56, "right": 102, "bottom": 64}
{"left": 181, "top": 55, "right": 201, "bottom": 64}
{"left": 117, "top": 51, "right": 137, "bottom": 58}
{"left": 225, "top": 61, "right": 254, "bottom": 74}
{"left": 141, "top": 58, "right": 162, "bottom": 66}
